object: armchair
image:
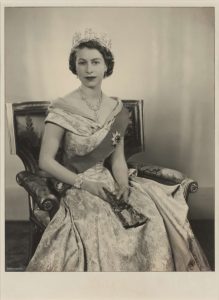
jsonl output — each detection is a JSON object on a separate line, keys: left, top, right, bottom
{"left": 6, "top": 99, "right": 198, "bottom": 259}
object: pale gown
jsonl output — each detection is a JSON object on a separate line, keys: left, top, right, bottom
{"left": 26, "top": 97, "right": 211, "bottom": 272}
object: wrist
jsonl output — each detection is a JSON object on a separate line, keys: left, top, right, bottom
{"left": 73, "top": 175, "right": 84, "bottom": 189}
{"left": 81, "top": 178, "right": 89, "bottom": 190}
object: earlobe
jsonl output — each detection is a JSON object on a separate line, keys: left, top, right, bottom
{"left": 104, "top": 67, "right": 107, "bottom": 77}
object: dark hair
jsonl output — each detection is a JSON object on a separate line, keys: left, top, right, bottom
{"left": 69, "top": 40, "right": 114, "bottom": 78}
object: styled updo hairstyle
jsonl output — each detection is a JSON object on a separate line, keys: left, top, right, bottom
{"left": 69, "top": 40, "right": 114, "bottom": 78}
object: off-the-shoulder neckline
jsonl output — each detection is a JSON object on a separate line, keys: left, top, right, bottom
{"left": 50, "top": 93, "right": 122, "bottom": 128}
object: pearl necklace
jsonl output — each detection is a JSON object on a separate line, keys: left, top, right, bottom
{"left": 79, "top": 87, "right": 103, "bottom": 121}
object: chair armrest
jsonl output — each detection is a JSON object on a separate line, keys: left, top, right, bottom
{"left": 36, "top": 170, "right": 72, "bottom": 197}
{"left": 16, "top": 171, "right": 60, "bottom": 212}
{"left": 127, "top": 152, "right": 198, "bottom": 200}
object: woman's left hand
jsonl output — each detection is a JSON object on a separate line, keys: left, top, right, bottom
{"left": 115, "top": 185, "right": 130, "bottom": 202}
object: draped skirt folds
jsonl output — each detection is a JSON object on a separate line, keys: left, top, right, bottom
{"left": 26, "top": 165, "right": 211, "bottom": 272}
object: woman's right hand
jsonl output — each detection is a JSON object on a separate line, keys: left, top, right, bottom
{"left": 81, "top": 179, "right": 111, "bottom": 201}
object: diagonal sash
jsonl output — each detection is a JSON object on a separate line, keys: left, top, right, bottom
{"left": 63, "top": 106, "right": 129, "bottom": 173}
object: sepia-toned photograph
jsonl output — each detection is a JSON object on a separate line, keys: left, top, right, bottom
{"left": 2, "top": 6, "right": 217, "bottom": 298}
{"left": 4, "top": 6, "right": 215, "bottom": 274}
{"left": 2, "top": 2, "right": 219, "bottom": 299}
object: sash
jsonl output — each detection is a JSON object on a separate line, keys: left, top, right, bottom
{"left": 62, "top": 106, "right": 129, "bottom": 173}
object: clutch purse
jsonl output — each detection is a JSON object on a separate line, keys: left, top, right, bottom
{"left": 46, "top": 175, "right": 148, "bottom": 229}
{"left": 103, "top": 188, "right": 149, "bottom": 229}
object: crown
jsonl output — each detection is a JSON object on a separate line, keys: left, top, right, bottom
{"left": 71, "top": 28, "right": 112, "bottom": 51}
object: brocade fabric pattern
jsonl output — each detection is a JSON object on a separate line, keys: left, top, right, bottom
{"left": 26, "top": 99, "right": 211, "bottom": 272}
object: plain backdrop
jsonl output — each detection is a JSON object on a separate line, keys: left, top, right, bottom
{"left": 5, "top": 7, "right": 214, "bottom": 220}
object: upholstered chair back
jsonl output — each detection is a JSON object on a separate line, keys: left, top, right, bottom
{"left": 7, "top": 100, "right": 145, "bottom": 174}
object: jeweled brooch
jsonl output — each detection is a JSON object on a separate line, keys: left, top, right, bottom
{"left": 112, "top": 131, "right": 121, "bottom": 146}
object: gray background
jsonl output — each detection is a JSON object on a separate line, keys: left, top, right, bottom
{"left": 5, "top": 7, "right": 214, "bottom": 220}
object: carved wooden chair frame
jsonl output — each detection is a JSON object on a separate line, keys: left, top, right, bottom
{"left": 6, "top": 99, "right": 198, "bottom": 259}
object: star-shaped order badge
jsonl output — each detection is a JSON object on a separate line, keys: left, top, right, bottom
{"left": 111, "top": 131, "right": 121, "bottom": 146}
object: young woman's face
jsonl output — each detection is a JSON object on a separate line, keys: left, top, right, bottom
{"left": 75, "top": 47, "right": 107, "bottom": 88}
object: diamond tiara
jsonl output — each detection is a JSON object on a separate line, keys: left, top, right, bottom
{"left": 71, "top": 28, "right": 112, "bottom": 51}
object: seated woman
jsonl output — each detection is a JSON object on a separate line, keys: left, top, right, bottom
{"left": 26, "top": 29, "right": 210, "bottom": 272}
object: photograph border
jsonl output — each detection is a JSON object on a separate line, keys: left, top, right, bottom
{"left": 1, "top": 1, "right": 218, "bottom": 299}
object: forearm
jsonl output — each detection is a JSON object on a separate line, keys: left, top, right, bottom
{"left": 110, "top": 138, "right": 129, "bottom": 187}
{"left": 112, "top": 159, "right": 129, "bottom": 187}
{"left": 39, "top": 156, "right": 79, "bottom": 186}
